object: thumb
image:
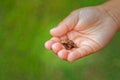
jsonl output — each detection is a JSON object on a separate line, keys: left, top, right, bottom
{"left": 50, "top": 11, "right": 79, "bottom": 37}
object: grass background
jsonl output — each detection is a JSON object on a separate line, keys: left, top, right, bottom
{"left": 0, "top": 0, "right": 120, "bottom": 80}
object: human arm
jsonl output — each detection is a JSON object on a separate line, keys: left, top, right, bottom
{"left": 100, "top": 0, "right": 120, "bottom": 30}
{"left": 45, "top": 0, "right": 120, "bottom": 62}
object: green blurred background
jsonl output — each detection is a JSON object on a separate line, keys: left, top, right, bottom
{"left": 0, "top": 0, "right": 120, "bottom": 80}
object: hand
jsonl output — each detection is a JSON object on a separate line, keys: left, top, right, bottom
{"left": 45, "top": 7, "right": 118, "bottom": 62}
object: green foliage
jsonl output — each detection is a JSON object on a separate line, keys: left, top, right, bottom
{"left": 1, "top": 0, "right": 120, "bottom": 80}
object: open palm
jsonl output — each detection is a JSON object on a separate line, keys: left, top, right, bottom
{"left": 45, "top": 7, "right": 118, "bottom": 62}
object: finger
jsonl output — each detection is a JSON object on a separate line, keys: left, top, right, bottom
{"left": 44, "top": 37, "right": 60, "bottom": 50}
{"left": 51, "top": 35, "right": 68, "bottom": 54}
{"left": 45, "top": 40, "right": 54, "bottom": 50}
{"left": 51, "top": 42, "right": 64, "bottom": 54}
{"left": 60, "top": 35, "right": 68, "bottom": 40}
{"left": 67, "top": 45, "right": 93, "bottom": 62}
{"left": 50, "top": 11, "right": 79, "bottom": 37}
{"left": 58, "top": 49, "right": 69, "bottom": 60}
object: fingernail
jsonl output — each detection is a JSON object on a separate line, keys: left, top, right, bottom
{"left": 67, "top": 54, "right": 74, "bottom": 62}
{"left": 50, "top": 27, "right": 57, "bottom": 35}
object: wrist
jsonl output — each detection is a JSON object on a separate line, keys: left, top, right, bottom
{"left": 99, "top": 0, "right": 120, "bottom": 31}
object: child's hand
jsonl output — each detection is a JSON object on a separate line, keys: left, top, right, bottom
{"left": 45, "top": 7, "right": 118, "bottom": 62}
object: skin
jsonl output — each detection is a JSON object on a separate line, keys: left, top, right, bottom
{"left": 45, "top": 0, "right": 120, "bottom": 62}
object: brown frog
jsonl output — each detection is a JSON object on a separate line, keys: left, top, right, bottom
{"left": 61, "top": 39, "right": 77, "bottom": 50}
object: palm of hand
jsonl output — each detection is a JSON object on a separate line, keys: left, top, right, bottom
{"left": 45, "top": 7, "right": 118, "bottom": 62}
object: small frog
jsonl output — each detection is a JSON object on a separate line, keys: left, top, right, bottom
{"left": 61, "top": 39, "right": 77, "bottom": 50}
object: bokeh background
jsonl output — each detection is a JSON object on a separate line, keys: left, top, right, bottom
{"left": 1, "top": 0, "right": 120, "bottom": 80}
